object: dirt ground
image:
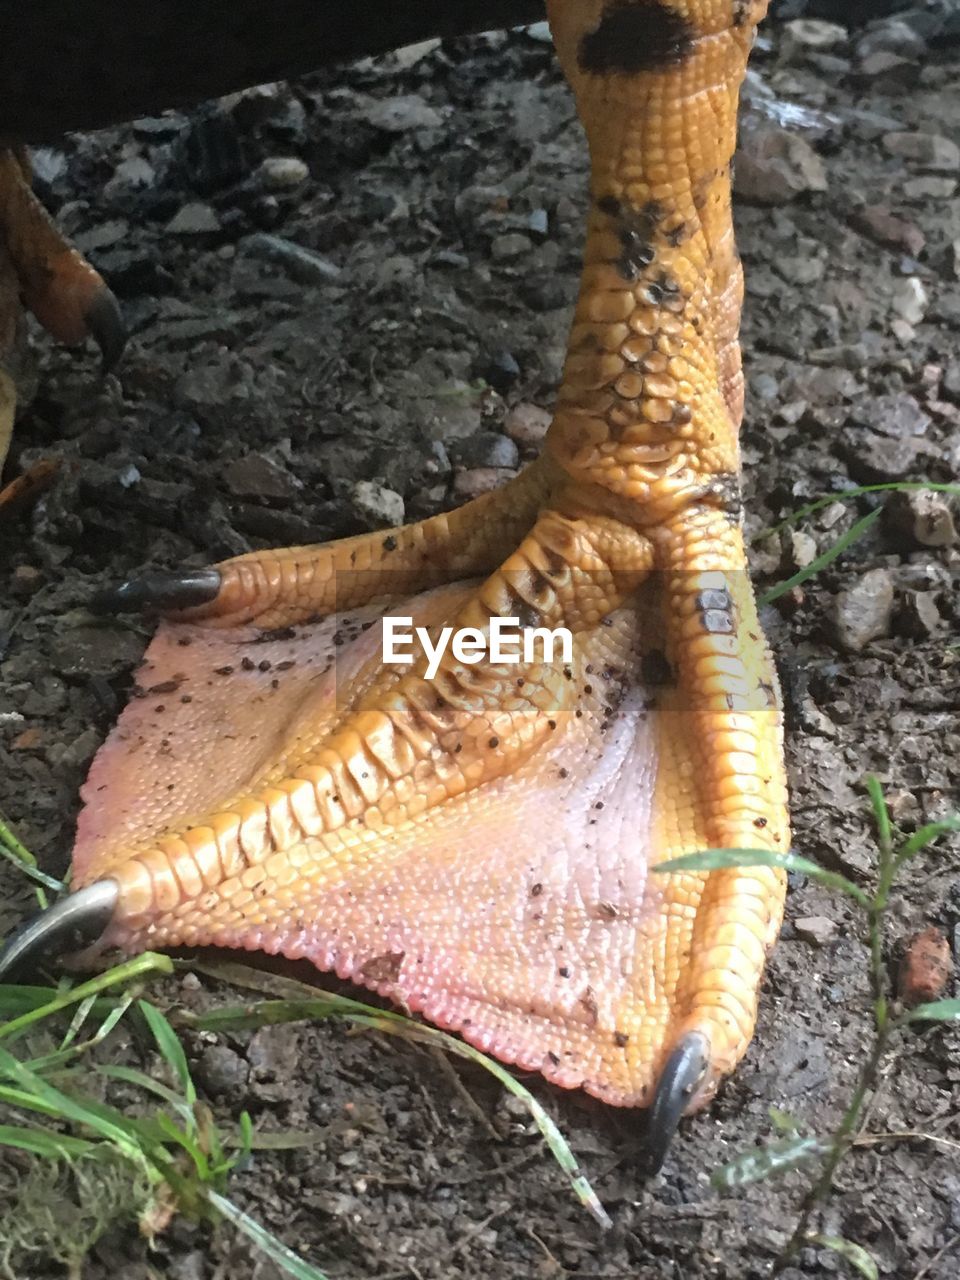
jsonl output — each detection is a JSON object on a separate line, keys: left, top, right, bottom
{"left": 1, "top": 7, "right": 959, "bottom": 1279}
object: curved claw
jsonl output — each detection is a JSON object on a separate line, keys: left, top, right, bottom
{"left": 85, "top": 285, "right": 127, "bottom": 373}
{"left": 0, "top": 881, "right": 118, "bottom": 981}
{"left": 91, "top": 567, "right": 222, "bottom": 615}
{"left": 640, "top": 1031, "right": 711, "bottom": 1176}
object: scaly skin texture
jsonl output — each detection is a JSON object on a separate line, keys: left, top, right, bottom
{"left": 0, "top": 148, "right": 123, "bottom": 476}
{"left": 65, "top": 0, "right": 789, "bottom": 1113}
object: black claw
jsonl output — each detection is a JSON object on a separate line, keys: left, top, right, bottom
{"left": 639, "top": 1031, "right": 711, "bottom": 1176}
{"left": 85, "top": 286, "right": 127, "bottom": 373}
{"left": 0, "top": 881, "right": 118, "bottom": 981}
{"left": 91, "top": 567, "right": 222, "bottom": 615}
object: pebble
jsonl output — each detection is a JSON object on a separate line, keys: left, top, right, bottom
{"left": 504, "top": 402, "right": 551, "bottom": 447}
{"left": 856, "top": 392, "right": 931, "bottom": 440}
{"left": 490, "top": 233, "right": 533, "bottom": 261}
{"left": 794, "top": 915, "right": 838, "bottom": 947}
{"left": 891, "top": 277, "right": 929, "bottom": 326}
{"left": 195, "top": 1044, "right": 249, "bottom": 1100}
{"left": 856, "top": 19, "right": 928, "bottom": 62}
{"left": 898, "top": 927, "right": 953, "bottom": 1007}
{"left": 886, "top": 489, "right": 957, "bottom": 548}
{"left": 165, "top": 202, "right": 221, "bottom": 235}
{"left": 883, "top": 131, "right": 960, "bottom": 173}
{"left": 735, "top": 128, "right": 828, "bottom": 205}
{"left": 481, "top": 349, "right": 521, "bottom": 393}
{"left": 850, "top": 205, "right": 925, "bottom": 257}
{"left": 902, "top": 175, "right": 957, "bottom": 200}
{"left": 257, "top": 156, "right": 309, "bottom": 189}
{"left": 452, "top": 467, "right": 516, "bottom": 501}
{"left": 896, "top": 589, "right": 942, "bottom": 638}
{"left": 831, "top": 567, "right": 895, "bottom": 652}
{"left": 104, "top": 155, "right": 156, "bottom": 199}
{"left": 857, "top": 52, "right": 919, "bottom": 85}
{"left": 223, "top": 453, "right": 301, "bottom": 501}
{"left": 242, "top": 232, "right": 341, "bottom": 284}
{"left": 449, "top": 432, "right": 519, "bottom": 470}
{"left": 359, "top": 94, "right": 443, "bottom": 133}
{"left": 845, "top": 431, "right": 919, "bottom": 481}
{"left": 789, "top": 530, "right": 818, "bottom": 568}
{"left": 782, "top": 19, "right": 848, "bottom": 52}
{"left": 351, "top": 480, "right": 404, "bottom": 529}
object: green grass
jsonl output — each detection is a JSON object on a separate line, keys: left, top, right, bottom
{"left": 0, "top": 831, "right": 608, "bottom": 1278}
{"left": 755, "top": 481, "right": 960, "bottom": 606}
{"left": 661, "top": 783, "right": 959, "bottom": 1276}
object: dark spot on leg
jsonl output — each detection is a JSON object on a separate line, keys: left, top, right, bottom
{"left": 579, "top": 1, "right": 696, "bottom": 76}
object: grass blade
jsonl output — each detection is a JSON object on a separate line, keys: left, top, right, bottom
{"left": 712, "top": 1135, "right": 828, "bottom": 1190}
{"left": 139, "top": 1000, "right": 196, "bottom": 1105}
{"left": 761, "top": 482, "right": 960, "bottom": 537}
{"left": 0, "top": 953, "right": 175, "bottom": 1044}
{"left": 185, "top": 991, "right": 612, "bottom": 1229}
{"left": 0, "top": 813, "right": 64, "bottom": 905}
{"left": 0, "top": 1123, "right": 96, "bottom": 1158}
{"left": 809, "top": 1234, "right": 879, "bottom": 1279}
{"left": 902, "top": 999, "right": 960, "bottom": 1024}
{"left": 206, "top": 1189, "right": 333, "bottom": 1280}
{"left": 655, "top": 848, "right": 871, "bottom": 907}
{"left": 759, "top": 508, "right": 882, "bottom": 605}
{"left": 896, "top": 817, "right": 960, "bottom": 867}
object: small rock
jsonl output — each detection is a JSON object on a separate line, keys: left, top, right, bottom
{"left": 891, "top": 277, "right": 928, "bottom": 326}
{"left": 886, "top": 489, "right": 957, "bottom": 548}
{"left": 195, "top": 1044, "right": 249, "bottom": 1100}
{"left": 898, "top": 927, "right": 954, "bottom": 1007}
{"left": 856, "top": 19, "right": 927, "bottom": 62}
{"left": 104, "top": 155, "right": 156, "bottom": 198}
{"left": 351, "top": 480, "right": 404, "bottom": 529}
{"left": 832, "top": 568, "right": 895, "bottom": 652}
{"left": 481, "top": 349, "right": 521, "bottom": 393}
{"left": 29, "top": 147, "right": 68, "bottom": 186}
{"left": 844, "top": 432, "right": 919, "bottom": 481}
{"left": 885, "top": 788, "right": 920, "bottom": 823}
{"left": 794, "top": 915, "right": 838, "bottom": 947}
{"left": 359, "top": 94, "right": 443, "bottom": 133}
{"left": 166, "top": 202, "right": 221, "bottom": 235}
{"left": 849, "top": 205, "right": 925, "bottom": 257}
{"left": 223, "top": 453, "right": 301, "bottom": 501}
{"left": 735, "top": 128, "right": 827, "bottom": 205}
{"left": 74, "top": 219, "right": 130, "bottom": 253}
{"left": 789, "top": 530, "right": 818, "bottom": 568}
{"left": 257, "top": 156, "right": 309, "bottom": 189}
{"left": 782, "top": 19, "right": 848, "bottom": 53}
{"left": 449, "top": 432, "right": 519, "bottom": 470}
{"left": 452, "top": 467, "right": 516, "bottom": 501}
{"left": 902, "top": 175, "right": 957, "bottom": 200}
{"left": 896, "top": 589, "right": 941, "bottom": 638}
{"left": 51, "top": 726, "right": 101, "bottom": 774}
{"left": 944, "top": 361, "right": 960, "bottom": 402}
{"left": 168, "top": 1251, "right": 205, "bottom": 1280}
{"left": 526, "top": 208, "right": 549, "bottom": 238}
{"left": 854, "top": 392, "right": 931, "bottom": 440}
{"left": 505, "top": 402, "right": 551, "bottom": 447}
{"left": 490, "top": 233, "right": 533, "bottom": 261}
{"left": 857, "top": 52, "right": 919, "bottom": 85}
{"left": 883, "top": 131, "right": 960, "bottom": 173}
{"left": 243, "top": 232, "right": 340, "bottom": 284}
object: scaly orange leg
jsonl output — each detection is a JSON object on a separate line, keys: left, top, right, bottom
{"left": 0, "top": 146, "right": 126, "bottom": 481}
{"left": 0, "top": 0, "right": 788, "bottom": 1169}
